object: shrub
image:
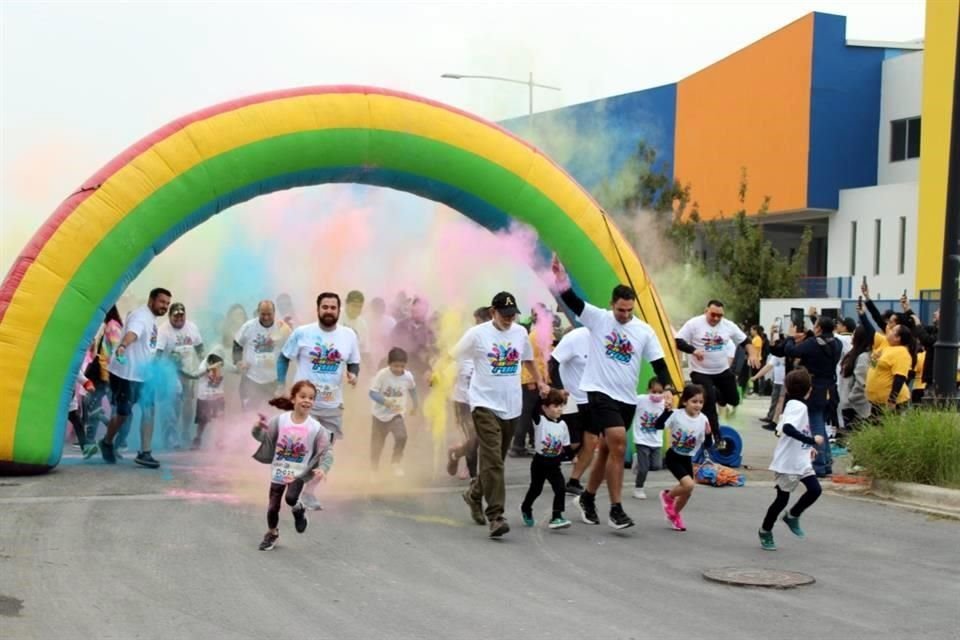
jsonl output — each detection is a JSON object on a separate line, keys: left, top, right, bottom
{"left": 847, "top": 410, "right": 960, "bottom": 489}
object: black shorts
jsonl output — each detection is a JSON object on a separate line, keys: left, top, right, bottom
{"left": 196, "top": 397, "right": 226, "bottom": 425}
{"left": 562, "top": 406, "right": 589, "bottom": 446}
{"left": 585, "top": 392, "right": 636, "bottom": 435}
{"left": 690, "top": 369, "right": 741, "bottom": 408}
{"left": 664, "top": 448, "right": 694, "bottom": 481}
{"left": 109, "top": 373, "right": 150, "bottom": 417}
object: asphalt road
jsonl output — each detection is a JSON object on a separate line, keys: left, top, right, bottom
{"left": 1, "top": 397, "right": 958, "bottom": 640}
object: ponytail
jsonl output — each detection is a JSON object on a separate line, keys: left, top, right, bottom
{"left": 269, "top": 380, "right": 317, "bottom": 411}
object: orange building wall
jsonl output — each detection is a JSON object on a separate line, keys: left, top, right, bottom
{"left": 675, "top": 14, "right": 814, "bottom": 220}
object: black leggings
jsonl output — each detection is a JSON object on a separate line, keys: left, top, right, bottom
{"left": 690, "top": 370, "right": 739, "bottom": 448}
{"left": 761, "top": 476, "right": 822, "bottom": 531}
{"left": 267, "top": 479, "right": 305, "bottom": 529}
{"left": 521, "top": 454, "right": 566, "bottom": 519}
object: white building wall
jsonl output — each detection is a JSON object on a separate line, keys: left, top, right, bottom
{"left": 877, "top": 51, "right": 922, "bottom": 185}
{"left": 827, "top": 182, "right": 919, "bottom": 298}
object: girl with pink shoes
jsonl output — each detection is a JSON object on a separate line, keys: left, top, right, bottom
{"left": 653, "top": 384, "right": 710, "bottom": 531}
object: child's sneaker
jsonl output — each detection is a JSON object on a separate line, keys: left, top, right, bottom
{"left": 82, "top": 444, "right": 99, "bottom": 460}
{"left": 520, "top": 508, "right": 535, "bottom": 527}
{"left": 672, "top": 511, "right": 687, "bottom": 532}
{"left": 301, "top": 493, "right": 323, "bottom": 511}
{"left": 632, "top": 488, "right": 647, "bottom": 500}
{"left": 659, "top": 490, "right": 677, "bottom": 522}
{"left": 782, "top": 513, "right": 806, "bottom": 538}
{"left": 293, "top": 503, "right": 308, "bottom": 533}
{"left": 548, "top": 517, "right": 571, "bottom": 530}
{"left": 758, "top": 529, "right": 776, "bottom": 550}
{"left": 258, "top": 531, "right": 279, "bottom": 551}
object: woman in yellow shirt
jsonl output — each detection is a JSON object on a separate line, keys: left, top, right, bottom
{"left": 865, "top": 325, "right": 916, "bottom": 412}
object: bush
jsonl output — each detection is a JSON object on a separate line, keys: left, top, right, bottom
{"left": 847, "top": 410, "right": 960, "bottom": 488}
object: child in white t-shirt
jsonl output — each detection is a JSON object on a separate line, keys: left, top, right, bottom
{"left": 251, "top": 381, "right": 333, "bottom": 551}
{"left": 759, "top": 369, "right": 824, "bottom": 551}
{"left": 654, "top": 384, "right": 711, "bottom": 532}
{"left": 369, "top": 348, "right": 418, "bottom": 477}
{"left": 631, "top": 379, "right": 672, "bottom": 500}
{"left": 191, "top": 353, "right": 225, "bottom": 450}
{"left": 520, "top": 389, "right": 572, "bottom": 530}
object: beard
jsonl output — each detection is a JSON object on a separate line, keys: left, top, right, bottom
{"left": 319, "top": 313, "right": 338, "bottom": 328}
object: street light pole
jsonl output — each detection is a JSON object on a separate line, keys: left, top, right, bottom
{"left": 932, "top": 7, "right": 960, "bottom": 403}
{"left": 441, "top": 72, "right": 561, "bottom": 137}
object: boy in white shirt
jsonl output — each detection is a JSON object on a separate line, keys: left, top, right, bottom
{"left": 631, "top": 379, "right": 672, "bottom": 500}
{"left": 369, "top": 348, "right": 419, "bottom": 477}
{"left": 759, "top": 369, "right": 825, "bottom": 551}
{"left": 519, "top": 389, "right": 573, "bottom": 530}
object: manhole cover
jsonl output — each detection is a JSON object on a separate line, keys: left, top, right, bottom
{"left": 703, "top": 567, "right": 815, "bottom": 589}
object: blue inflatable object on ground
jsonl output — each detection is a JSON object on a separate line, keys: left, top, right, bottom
{"left": 694, "top": 425, "right": 743, "bottom": 468}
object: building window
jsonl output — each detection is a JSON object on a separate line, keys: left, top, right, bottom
{"left": 898, "top": 216, "right": 906, "bottom": 275}
{"left": 874, "top": 219, "right": 882, "bottom": 276}
{"left": 850, "top": 220, "right": 857, "bottom": 276}
{"left": 891, "top": 117, "right": 921, "bottom": 162}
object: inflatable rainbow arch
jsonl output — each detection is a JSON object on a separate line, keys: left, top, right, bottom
{"left": 0, "top": 86, "right": 681, "bottom": 474}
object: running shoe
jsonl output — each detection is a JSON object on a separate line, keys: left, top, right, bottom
{"left": 608, "top": 504, "right": 635, "bottom": 530}
{"left": 576, "top": 494, "right": 600, "bottom": 525}
{"left": 565, "top": 478, "right": 584, "bottom": 496}
{"left": 134, "top": 452, "right": 160, "bottom": 469}
{"left": 548, "top": 517, "right": 572, "bottom": 530}
{"left": 758, "top": 529, "right": 776, "bottom": 551}
{"left": 446, "top": 447, "right": 459, "bottom": 476}
{"left": 462, "top": 489, "right": 486, "bottom": 525}
{"left": 673, "top": 511, "right": 687, "bottom": 532}
{"left": 632, "top": 488, "right": 647, "bottom": 500}
{"left": 293, "top": 503, "right": 308, "bottom": 533}
{"left": 99, "top": 439, "right": 116, "bottom": 464}
{"left": 82, "top": 444, "right": 99, "bottom": 460}
{"left": 488, "top": 517, "right": 510, "bottom": 538}
{"left": 520, "top": 508, "right": 535, "bottom": 527}
{"left": 258, "top": 532, "right": 279, "bottom": 551}
{"left": 301, "top": 493, "right": 323, "bottom": 511}
{"left": 659, "top": 490, "right": 678, "bottom": 522}
{"left": 782, "top": 513, "right": 806, "bottom": 538}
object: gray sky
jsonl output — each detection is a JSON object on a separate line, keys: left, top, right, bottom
{"left": 0, "top": 0, "right": 925, "bottom": 273}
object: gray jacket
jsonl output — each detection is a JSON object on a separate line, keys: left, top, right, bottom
{"left": 251, "top": 416, "right": 334, "bottom": 479}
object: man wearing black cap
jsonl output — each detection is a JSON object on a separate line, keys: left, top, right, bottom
{"left": 452, "top": 291, "right": 549, "bottom": 537}
{"left": 552, "top": 257, "right": 673, "bottom": 530}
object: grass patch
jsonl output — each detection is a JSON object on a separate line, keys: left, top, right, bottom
{"left": 847, "top": 410, "right": 960, "bottom": 489}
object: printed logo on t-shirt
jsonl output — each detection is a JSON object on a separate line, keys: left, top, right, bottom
{"left": 275, "top": 432, "right": 307, "bottom": 463}
{"left": 603, "top": 331, "right": 634, "bottom": 364}
{"left": 671, "top": 430, "right": 699, "bottom": 455}
{"left": 636, "top": 410, "right": 659, "bottom": 435}
{"left": 539, "top": 433, "right": 565, "bottom": 456}
{"left": 702, "top": 330, "right": 725, "bottom": 352}
{"left": 309, "top": 342, "right": 342, "bottom": 373}
{"left": 149, "top": 326, "right": 158, "bottom": 350}
{"left": 487, "top": 343, "right": 520, "bottom": 376}
{"left": 173, "top": 334, "right": 194, "bottom": 346}
{"left": 253, "top": 333, "right": 275, "bottom": 353}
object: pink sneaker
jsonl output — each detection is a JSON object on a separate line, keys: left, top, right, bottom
{"left": 673, "top": 511, "right": 687, "bottom": 532}
{"left": 659, "top": 490, "right": 677, "bottom": 521}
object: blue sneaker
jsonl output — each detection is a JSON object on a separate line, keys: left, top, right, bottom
{"left": 520, "top": 508, "right": 535, "bottom": 527}
{"left": 548, "top": 517, "right": 571, "bottom": 530}
{"left": 782, "top": 514, "right": 806, "bottom": 538}
{"left": 758, "top": 529, "right": 776, "bottom": 550}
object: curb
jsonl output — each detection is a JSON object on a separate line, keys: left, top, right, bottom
{"left": 868, "top": 479, "right": 960, "bottom": 514}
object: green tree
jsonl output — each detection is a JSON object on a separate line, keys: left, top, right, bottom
{"left": 593, "top": 145, "right": 811, "bottom": 325}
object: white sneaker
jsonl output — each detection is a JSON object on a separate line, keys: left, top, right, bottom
{"left": 392, "top": 465, "right": 405, "bottom": 478}
{"left": 632, "top": 488, "right": 647, "bottom": 500}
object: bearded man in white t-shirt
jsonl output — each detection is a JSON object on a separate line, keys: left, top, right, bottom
{"left": 278, "top": 292, "right": 361, "bottom": 510}
{"left": 675, "top": 300, "right": 759, "bottom": 449}
{"left": 552, "top": 258, "right": 674, "bottom": 531}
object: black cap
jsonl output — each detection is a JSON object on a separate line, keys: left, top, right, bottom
{"left": 491, "top": 292, "right": 519, "bottom": 316}
{"left": 170, "top": 302, "right": 186, "bottom": 316}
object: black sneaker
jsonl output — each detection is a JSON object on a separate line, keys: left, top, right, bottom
{"left": 99, "top": 439, "right": 116, "bottom": 464}
{"left": 565, "top": 478, "right": 584, "bottom": 496}
{"left": 134, "top": 451, "right": 160, "bottom": 468}
{"left": 608, "top": 504, "right": 635, "bottom": 530}
{"left": 293, "top": 503, "right": 308, "bottom": 533}
{"left": 258, "top": 532, "right": 279, "bottom": 551}
{"left": 761, "top": 421, "right": 777, "bottom": 432}
{"left": 576, "top": 493, "right": 600, "bottom": 525}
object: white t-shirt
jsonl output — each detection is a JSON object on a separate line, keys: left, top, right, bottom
{"left": 370, "top": 367, "right": 416, "bottom": 422}
{"left": 196, "top": 363, "right": 225, "bottom": 401}
{"left": 270, "top": 412, "right": 325, "bottom": 485}
{"left": 281, "top": 324, "right": 361, "bottom": 411}
{"left": 632, "top": 394, "right": 667, "bottom": 447}
{"left": 533, "top": 415, "right": 570, "bottom": 457}
{"left": 452, "top": 321, "right": 533, "bottom": 420}
{"left": 158, "top": 320, "right": 204, "bottom": 374}
{"left": 676, "top": 315, "right": 747, "bottom": 375}
{"left": 576, "top": 303, "right": 665, "bottom": 405}
{"left": 235, "top": 318, "right": 289, "bottom": 385}
{"left": 724, "top": 340, "right": 736, "bottom": 363}
{"left": 665, "top": 410, "right": 709, "bottom": 457}
{"left": 767, "top": 354, "right": 786, "bottom": 385}
{"left": 452, "top": 358, "right": 474, "bottom": 404}
{"left": 552, "top": 327, "right": 590, "bottom": 405}
{"left": 770, "top": 399, "right": 815, "bottom": 476}
{"left": 108, "top": 305, "right": 159, "bottom": 382}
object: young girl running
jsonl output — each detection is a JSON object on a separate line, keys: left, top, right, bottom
{"left": 251, "top": 381, "right": 334, "bottom": 551}
{"left": 758, "top": 369, "right": 824, "bottom": 551}
{"left": 654, "top": 384, "right": 710, "bottom": 531}
{"left": 520, "top": 389, "right": 572, "bottom": 530}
